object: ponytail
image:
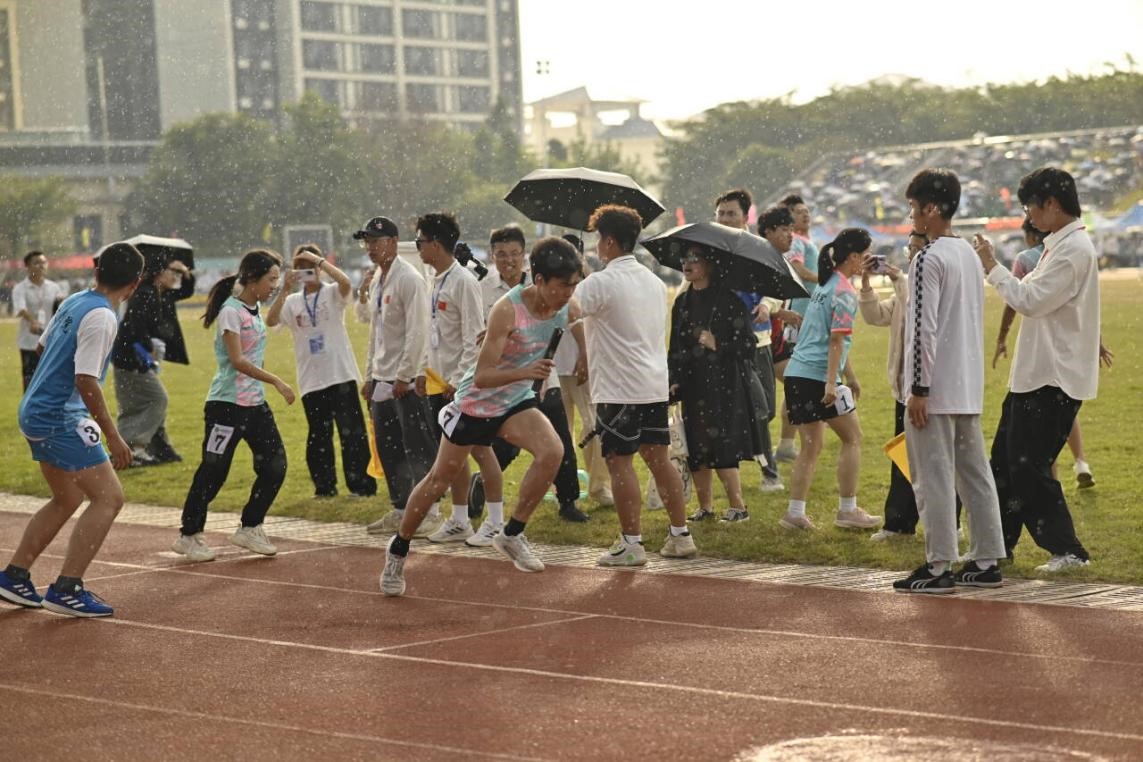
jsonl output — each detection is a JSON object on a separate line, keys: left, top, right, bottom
{"left": 201, "top": 248, "right": 282, "bottom": 328}
{"left": 818, "top": 228, "right": 872, "bottom": 284}
{"left": 202, "top": 276, "right": 239, "bottom": 328}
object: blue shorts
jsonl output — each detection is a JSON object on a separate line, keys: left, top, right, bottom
{"left": 23, "top": 420, "right": 109, "bottom": 472}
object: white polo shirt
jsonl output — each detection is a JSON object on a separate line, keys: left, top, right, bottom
{"left": 13, "top": 278, "right": 66, "bottom": 351}
{"left": 574, "top": 255, "right": 669, "bottom": 405}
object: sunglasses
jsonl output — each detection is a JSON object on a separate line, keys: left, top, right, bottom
{"left": 414, "top": 237, "right": 433, "bottom": 250}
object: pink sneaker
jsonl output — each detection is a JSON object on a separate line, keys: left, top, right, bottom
{"left": 835, "top": 507, "right": 882, "bottom": 530}
{"left": 778, "top": 512, "right": 815, "bottom": 530}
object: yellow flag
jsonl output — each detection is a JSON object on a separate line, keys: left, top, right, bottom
{"left": 366, "top": 415, "right": 384, "bottom": 479}
{"left": 261, "top": 222, "right": 273, "bottom": 243}
{"left": 424, "top": 367, "right": 449, "bottom": 395}
{"left": 883, "top": 433, "right": 909, "bottom": 482}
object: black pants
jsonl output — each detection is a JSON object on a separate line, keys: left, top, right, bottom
{"left": 755, "top": 345, "right": 779, "bottom": 479}
{"left": 991, "top": 386, "right": 1088, "bottom": 560}
{"left": 20, "top": 349, "right": 40, "bottom": 390}
{"left": 493, "top": 388, "right": 579, "bottom": 503}
{"left": 181, "top": 401, "right": 287, "bottom": 535}
{"left": 371, "top": 389, "right": 435, "bottom": 511}
{"left": 302, "top": 380, "right": 376, "bottom": 496}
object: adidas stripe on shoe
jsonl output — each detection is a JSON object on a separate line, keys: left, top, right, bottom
{"left": 892, "top": 564, "right": 955, "bottom": 595}
{"left": 41, "top": 585, "right": 114, "bottom": 617}
{"left": 953, "top": 562, "right": 1003, "bottom": 588}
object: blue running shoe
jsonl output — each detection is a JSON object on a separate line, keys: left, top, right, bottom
{"left": 41, "top": 585, "right": 114, "bottom": 618}
{"left": 0, "top": 570, "right": 42, "bottom": 608}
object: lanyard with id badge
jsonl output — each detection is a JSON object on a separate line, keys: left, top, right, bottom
{"left": 303, "top": 287, "right": 325, "bottom": 355}
{"left": 430, "top": 269, "right": 451, "bottom": 349}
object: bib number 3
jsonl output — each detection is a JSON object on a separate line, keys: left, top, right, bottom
{"left": 75, "top": 418, "right": 102, "bottom": 448}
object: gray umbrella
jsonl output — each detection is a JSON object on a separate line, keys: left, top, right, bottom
{"left": 504, "top": 167, "right": 665, "bottom": 230}
{"left": 641, "top": 222, "right": 808, "bottom": 299}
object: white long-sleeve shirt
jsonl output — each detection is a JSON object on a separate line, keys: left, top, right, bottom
{"left": 986, "top": 219, "right": 1100, "bottom": 400}
{"left": 364, "top": 256, "right": 429, "bottom": 384}
{"left": 424, "top": 260, "right": 485, "bottom": 388}
{"left": 903, "top": 236, "right": 985, "bottom": 415}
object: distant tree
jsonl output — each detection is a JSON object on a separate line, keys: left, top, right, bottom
{"left": 0, "top": 176, "right": 77, "bottom": 258}
{"left": 722, "top": 145, "right": 798, "bottom": 203}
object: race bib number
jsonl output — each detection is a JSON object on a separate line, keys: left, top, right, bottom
{"left": 834, "top": 384, "right": 856, "bottom": 415}
{"left": 206, "top": 424, "right": 236, "bottom": 455}
{"left": 437, "top": 402, "right": 461, "bottom": 437}
{"left": 308, "top": 333, "right": 325, "bottom": 354}
{"left": 75, "top": 418, "right": 102, "bottom": 448}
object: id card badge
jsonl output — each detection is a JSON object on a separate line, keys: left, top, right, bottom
{"left": 430, "top": 321, "right": 441, "bottom": 349}
{"left": 75, "top": 418, "right": 102, "bottom": 448}
{"left": 834, "top": 384, "right": 856, "bottom": 415}
{"left": 783, "top": 323, "right": 800, "bottom": 344}
{"left": 308, "top": 333, "right": 326, "bottom": 355}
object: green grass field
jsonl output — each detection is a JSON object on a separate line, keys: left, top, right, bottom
{"left": 3, "top": 276, "right": 1140, "bottom": 583}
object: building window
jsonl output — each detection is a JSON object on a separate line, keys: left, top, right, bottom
{"left": 403, "top": 46, "right": 439, "bottom": 76}
{"left": 359, "top": 81, "right": 398, "bottom": 112}
{"left": 305, "top": 78, "right": 341, "bottom": 106}
{"left": 406, "top": 83, "right": 440, "bottom": 113}
{"left": 357, "top": 5, "right": 392, "bottom": 35}
{"left": 0, "top": 10, "right": 12, "bottom": 130}
{"left": 302, "top": 39, "right": 339, "bottom": 71}
{"left": 299, "top": 1, "right": 337, "bottom": 32}
{"left": 402, "top": 9, "right": 436, "bottom": 38}
{"left": 359, "top": 43, "right": 395, "bottom": 73}
{"left": 454, "top": 13, "right": 486, "bottom": 42}
{"left": 456, "top": 49, "right": 488, "bottom": 78}
{"left": 457, "top": 85, "right": 489, "bottom": 113}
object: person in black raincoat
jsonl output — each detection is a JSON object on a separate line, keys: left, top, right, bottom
{"left": 111, "top": 252, "right": 194, "bottom": 465}
{"left": 668, "top": 247, "right": 765, "bottom": 523}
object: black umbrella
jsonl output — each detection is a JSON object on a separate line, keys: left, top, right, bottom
{"left": 641, "top": 222, "right": 808, "bottom": 299}
{"left": 122, "top": 234, "right": 195, "bottom": 277}
{"left": 504, "top": 167, "right": 665, "bottom": 230}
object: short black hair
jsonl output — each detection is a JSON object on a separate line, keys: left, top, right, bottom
{"left": 779, "top": 193, "right": 805, "bottom": 208}
{"left": 530, "top": 236, "right": 585, "bottom": 282}
{"left": 715, "top": 188, "right": 752, "bottom": 216}
{"left": 23, "top": 250, "right": 45, "bottom": 266}
{"left": 416, "top": 212, "right": 461, "bottom": 252}
{"left": 1017, "top": 167, "right": 1082, "bottom": 218}
{"left": 905, "top": 168, "right": 961, "bottom": 220}
{"left": 758, "top": 205, "right": 794, "bottom": 234}
{"left": 561, "top": 233, "right": 584, "bottom": 254}
{"left": 588, "top": 205, "right": 642, "bottom": 253}
{"left": 489, "top": 225, "right": 526, "bottom": 249}
{"left": 94, "top": 243, "right": 144, "bottom": 288}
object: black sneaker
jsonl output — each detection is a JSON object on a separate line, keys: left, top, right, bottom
{"left": 558, "top": 500, "right": 590, "bottom": 523}
{"left": 892, "top": 564, "right": 955, "bottom": 594}
{"left": 953, "top": 562, "right": 1003, "bottom": 588}
{"left": 467, "top": 473, "right": 486, "bottom": 520}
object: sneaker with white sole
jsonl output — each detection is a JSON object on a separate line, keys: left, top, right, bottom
{"left": 774, "top": 443, "right": 798, "bottom": 462}
{"left": 892, "top": 564, "right": 955, "bottom": 595}
{"left": 380, "top": 538, "right": 407, "bottom": 596}
{"left": 952, "top": 562, "right": 1003, "bottom": 588}
{"left": 834, "top": 507, "right": 882, "bottom": 530}
{"left": 366, "top": 510, "right": 404, "bottom": 535}
{"left": 0, "top": 569, "right": 42, "bottom": 608}
{"left": 172, "top": 532, "right": 216, "bottom": 562}
{"left": 465, "top": 520, "right": 504, "bottom": 548}
{"left": 760, "top": 476, "right": 785, "bottom": 493}
{"left": 659, "top": 532, "right": 698, "bottom": 559}
{"left": 413, "top": 513, "right": 443, "bottom": 539}
{"left": 598, "top": 537, "right": 647, "bottom": 567}
{"left": 230, "top": 525, "right": 277, "bottom": 556}
{"left": 492, "top": 533, "right": 545, "bottom": 572}
{"left": 41, "top": 584, "right": 114, "bottom": 617}
{"left": 428, "top": 517, "right": 474, "bottom": 543}
{"left": 720, "top": 507, "right": 749, "bottom": 522}
{"left": 870, "top": 529, "right": 912, "bottom": 542}
{"left": 1036, "top": 553, "right": 1090, "bottom": 573}
{"left": 778, "top": 512, "right": 815, "bottom": 530}
{"left": 1074, "top": 460, "right": 1094, "bottom": 489}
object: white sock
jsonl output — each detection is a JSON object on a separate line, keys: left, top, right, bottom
{"left": 928, "top": 561, "right": 949, "bottom": 575}
{"left": 428, "top": 502, "right": 441, "bottom": 518}
{"left": 976, "top": 558, "right": 996, "bottom": 570}
{"left": 838, "top": 496, "right": 857, "bottom": 513}
{"left": 787, "top": 499, "right": 807, "bottom": 518}
{"left": 487, "top": 501, "right": 505, "bottom": 525}
{"left": 669, "top": 524, "right": 689, "bottom": 536}
{"left": 452, "top": 504, "right": 468, "bottom": 524}
{"left": 779, "top": 438, "right": 795, "bottom": 450}
{"left": 622, "top": 533, "right": 642, "bottom": 545}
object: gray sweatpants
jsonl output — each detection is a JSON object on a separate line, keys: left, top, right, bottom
{"left": 905, "top": 413, "right": 1005, "bottom": 564}
{"left": 115, "top": 368, "right": 168, "bottom": 448}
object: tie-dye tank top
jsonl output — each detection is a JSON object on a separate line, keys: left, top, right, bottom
{"left": 453, "top": 284, "right": 568, "bottom": 418}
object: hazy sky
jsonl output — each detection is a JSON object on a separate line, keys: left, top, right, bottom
{"left": 519, "top": 0, "right": 1143, "bottom": 122}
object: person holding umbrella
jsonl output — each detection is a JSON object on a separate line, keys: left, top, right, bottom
{"left": 668, "top": 246, "right": 763, "bottom": 523}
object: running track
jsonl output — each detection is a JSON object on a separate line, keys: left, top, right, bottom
{"left": 2, "top": 499, "right": 1142, "bottom": 761}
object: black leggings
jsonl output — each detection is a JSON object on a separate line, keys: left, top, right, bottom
{"left": 181, "top": 401, "right": 287, "bottom": 535}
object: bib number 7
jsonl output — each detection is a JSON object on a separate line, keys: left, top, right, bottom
{"left": 437, "top": 403, "right": 461, "bottom": 438}
{"left": 206, "top": 424, "right": 236, "bottom": 455}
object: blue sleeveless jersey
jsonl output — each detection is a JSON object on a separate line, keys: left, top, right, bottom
{"left": 18, "top": 290, "right": 115, "bottom": 438}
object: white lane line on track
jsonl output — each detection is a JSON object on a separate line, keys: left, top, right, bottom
{"left": 74, "top": 617, "right": 1143, "bottom": 746}
{"left": 0, "top": 682, "right": 548, "bottom": 761}
{"left": 367, "top": 614, "right": 598, "bottom": 653}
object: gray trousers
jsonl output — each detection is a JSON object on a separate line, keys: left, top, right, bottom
{"left": 905, "top": 413, "right": 1005, "bottom": 564}
{"left": 115, "top": 368, "right": 168, "bottom": 448}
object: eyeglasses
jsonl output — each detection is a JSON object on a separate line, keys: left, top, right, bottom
{"left": 414, "top": 237, "right": 432, "bottom": 250}
{"left": 166, "top": 267, "right": 188, "bottom": 277}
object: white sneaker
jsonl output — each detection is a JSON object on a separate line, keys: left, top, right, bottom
{"left": 659, "top": 532, "right": 697, "bottom": 559}
{"left": 774, "top": 443, "right": 798, "bottom": 462}
{"left": 1074, "top": 460, "right": 1095, "bottom": 489}
{"left": 366, "top": 510, "right": 404, "bottom": 535}
{"left": 598, "top": 537, "right": 647, "bottom": 567}
{"left": 1036, "top": 553, "right": 1090, "bottom": 573}
{"left": 870, "top": 529, "right": 910, "bottom": 542}
{"left": 465, "top": 520, "right": 504, "bottom": 548}
{"left": 380, "top": 539, "right": 406, "bottom": 596}
{"left": 428, "top": 517, "right": 474, "bottom": 543}
{"left": 230, "top": 525, "right": 277, "bottom": 556}
{"left": 835, "top": 507, "right": 882, "bottom": 530}
{"left": 590, "top": 487, "right": 615, "bottom": 507}
{"left": 492, "top": 532, "right": 545, "bottom": 572}
{"left": 171, "top": 533, "right": 216, "bottom": 562}
{"left": 413, "top": 513, "right": 443, "bottom": 539}
{"left": 760, "top": 476, "right": 785, "bottom": 493}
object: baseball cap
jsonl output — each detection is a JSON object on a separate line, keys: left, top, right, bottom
{"left": 352, "top": 216, "right": 399, "bottom": 240}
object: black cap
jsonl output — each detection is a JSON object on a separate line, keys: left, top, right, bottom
{"left": 352, "top": 216, "right": 399, "bottom": 240}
